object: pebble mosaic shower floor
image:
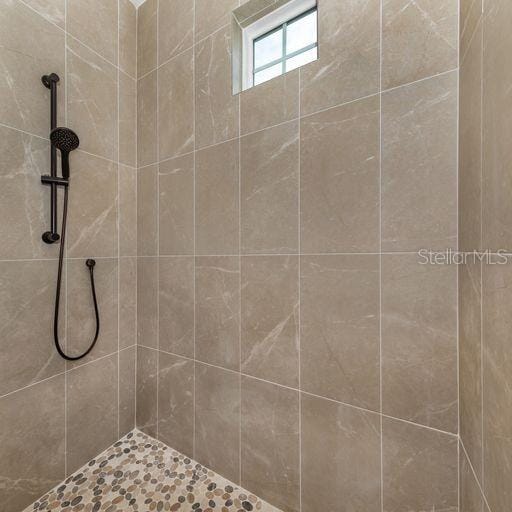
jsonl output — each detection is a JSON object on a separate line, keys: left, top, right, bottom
{"left": 25, "top": 430, "right": 281, "bottom": 512}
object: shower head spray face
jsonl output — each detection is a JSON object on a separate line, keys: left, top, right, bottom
{"left": 50, "top": 127, "right": 79, "bottom": 179}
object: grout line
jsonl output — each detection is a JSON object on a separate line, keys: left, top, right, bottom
{"left": 192, "top": 0, "right": 197, "bottom": 462}
{"left": 297, "top": 65, "right": 302, "bottom": 512}
{"left": 64, "top": 0, "right": 68, "bottom": 478}
{"left": 117, "top": 0, "right": 121, "bottom": 440}
{"left": 134, "top": 1, "right": 139, "bottom": 431}
{"left": 238, "top": 40, "right": 243, "bottom": 487}
{"left": 155, "top": 0, "right": 160, "bottom": 441}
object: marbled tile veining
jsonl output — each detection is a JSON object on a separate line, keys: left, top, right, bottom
{"left": 25, "top": 430, "right": 281, "bottom": 512}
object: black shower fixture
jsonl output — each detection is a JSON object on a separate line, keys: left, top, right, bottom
{"left": 41, "top": 72, "right": 100, "bottom": 361}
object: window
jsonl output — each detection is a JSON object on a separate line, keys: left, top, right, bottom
{"left": 232, "top": 0, "right": 318, "bottom": 93}
{"left": 253, "top": 7, "right": 317, "bottom": 86}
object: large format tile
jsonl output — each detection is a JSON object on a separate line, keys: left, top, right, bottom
{"left": 0, "top": 0, "right": 65, "bottom": 138}
{"left": 300, "top": 95, "right": 380, "bottom": 253}
{"left": 159, "top": 154, "right": 194, "bottom": 255}
{"left": 137, "top": 165, "right": 158, "bottom": 256}
{"left": 0, "top": 374, "right": 65, "bottom": 512}
{"left": 241, "top": 256, "right": 299, "bottom": 388}
{"left": 195, "top": 256, "right": 240, "bottom": 370}
{"left": 195, "top": 26, "right": 239, "bottom": 149}
{"left": 137, "top": 71, "right": 158, "bottom": 167}
{"left": 137, "top": 0, "right": 157, "bottom": 77}
{"left": 382, "top": 71, "right": 458, "bottom": 252}
{"left": 241, "top": 377, "right": 300, "bottom": 512}
{"left": 0, "top": 125, "right": 59, "bottom": 260}
{"left": 67, "top": 0, "right": 118, "bottom": 65}
{"left": 158, "top": 49, "right": 194, "bottom": 160}
{"left": 195, "top": 363, "right": 240, "bottom": 483}
{"left": 136, "top": 346, "right": 158, "bottom": 437}
{"left": 159, "top": 256, "right": 194, "bottom": 358}
{"left": 66, "top": 37, "right": 118, "bottom": 162}
{"left": 195, "top": 0, "right": 238, "bottom": 42}
{"left": 158, "top": 352, "right": 194, "bottom": 457}
{"left": 482, "top": 257, "right": 512, "bottom": 511}
{"left": 67, "top": 152, "right": 118, "bottom": 258}
{"left": 460, "top": 444, "right": 485, "bottom": 512}
{"left": 382, "top": 254, "right": 458, "bottom": 432}
{"left": 0, "top": 260, "right": 64, "bottom": 396}
{"left": 158, "top": 0, "right": 194, "bottom": 64}
{"left": 119, "top": 0, "right": 137, "bottom": 78}
{"left": 119, "top": 73, "right": 137, "bottom": 167}
{"left": 119, "top": 165, "right": 137, "bottom": 256}
{"left": 382, "top": 417, "right": 458, "bottom": 512}
{"left": 137, "top": 257, "right": 158, "bottom": 348}
{"left": 119, "top": 346, "right": 136, "bottom": 436}
{"left": 460, "top": 0, "right": 482, "bottom": 61}
{"left": 301, "top": 255, "right": 380, "bottom": 410}
{"left": 241, "top": 121, "right": 299, "bottom": 254}
{"left": 66, "top": 258, "right": 118, "bottom": 366}
{"left": 382, "top": 0, "right": 458, "bottom": 90}
{"left": 459, "top": 260, "right": 483, "bottom": 478}
{"left": 459, "top": 22, "right": 483, "bottom": 253}
{"left": 66, "top": 354, "right": 118, "bottom": 474}
{"left": 23, "top": 0, "right": 65, "bottom": 28}
{"left": 300, "top": 0, "right": 380, "bottom": 116}
{"left": 240, "top": 70, "right": 299, "bottom": 135}
{"left": 119, "top": 257, "right": 137, "bottom": 349}
{"left": 301, "top": 394, "right": 381, "bottom": 512}
{"left": 195, "top": 140, "right": 239, "bottom": 255}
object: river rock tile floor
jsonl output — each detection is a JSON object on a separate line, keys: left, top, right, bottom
{"left": 25, "top": 430, "right": 281, "bottom": 512}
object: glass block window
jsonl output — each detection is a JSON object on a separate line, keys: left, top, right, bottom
{"left": 252, "top": 7, "right": 317, "bottom": 86}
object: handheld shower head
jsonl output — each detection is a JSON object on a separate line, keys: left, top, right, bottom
{"left": 50, "top": 127, "right": 79, "bottom": 179}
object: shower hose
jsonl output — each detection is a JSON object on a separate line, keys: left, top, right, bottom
{"left": 53, "top": 186, "right": 100, "bottom": 361}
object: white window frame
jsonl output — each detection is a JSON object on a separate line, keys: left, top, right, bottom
{"left": 242, "top": 0, "right": 317, "bottom": 90}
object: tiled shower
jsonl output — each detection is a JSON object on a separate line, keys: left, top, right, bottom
{"left": 0, "top": 0, "right": 510, "bottom": 511}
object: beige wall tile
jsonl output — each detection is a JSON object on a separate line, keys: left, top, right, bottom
{"left": 158, "top": 49, "right": 194, "bottom": 160}
{"left": 137, "top": 165, "right": 158, "bottom": 256}
{"left": 159, "top": 154, "right": 194, "bottom": 255}
{"left": 0, "top": 262, "right": 63, "bottom": 395}
{"left": 482, "top": 257, "right": 512, "bottom": 511}
{"left": 120, "top": 257, "right": 137, "bottom": 349}
{"left": 67, "top": 0, "right": 118, "bottom": 65}
{"left": 301, "top": 255, "right": 380, "bottom": 411}
{"left": 241, "top": 377, "right": 299, "bottom": 512}
{"left": 119, "top": 72, "right": 137, "bottom": 167}
{"left": 459, "top": 23, "right": 482, "bottom": 252}
{"left": 66, "top": 354, "right": 118, "bottom": 474}
{"left": 137, "top": 257, "right": 158, "bottom": 348}
{"left": 195, "top": 140, "right": 239, "bottom": 255}
{"left": 119, "top": 346, "right": 136, "bottom": 436}
{"left": 137, "top": 71, "right": 158, "bottom": 167}
{"left": 136, "top": 346, "right": 158, "bottom": 437}
{"left": 195, "top": 0, "right": 238, "bottom": 42}
{"left": 459, "top": 260, "right": 483, "bottom": 478}
{"left": 23, "top": 0, "right": 65, "bottom": 28}
{"left": 158, "top": 352, "right": 194, "bottom": 457}
{"left": 382, "top": 0, "right": 458, "bottom": 90}
{"left": 159, "top": 0, "right": 194, "bottom": 64}
{"left": 119, "top": 0, "right": 137, "bottom": 78}
{"left": 482, "top": 0, "right": 512, "bottom": 252}
{"left": 195, "top": 26, "right": 239, "bottom": 149}
{"left": 137, "top": 0, "right": 157, "bottom": 77}
{"left": 241, "top": 256, "right": 299, "bottom": 388}
{"left": 382, "top": 72, "right": 458, "bottom": 252}
{"left": 301, "top": 95, "right": 380, "bottom": 253}
{"left": 67, "top": 258, "right": 118, "bottom": 366}
{"left": 195, "top": 256, "right": 240, "bottom": 370}
{"left": 240, "top": 70, "right": 299, "bottom": 135}
{"left": 460, "top": 444, "right": 485, "bottom": 512}
{"left": 382, "top": 254, "right": 458, "bottom": 433}
{"left": 382, "top": 417, "right": 458, "bottom": 512}
{"left": 159, "top": 256, "right": 194, "bottom": 358}
{"left": 119, "top": 165, "right": 137, "bottom": 256}
{"left": 300, "top": 0, "right": 380, "bottom": 116}
{"left": 67, "top": 37, "right": 118, "bottom": 161}
{"left": 460, "top": 0, "right": 482, "bottom": 61}
{"left": 301, "top": 394, "right": 381, "bottom": 512}
{"left": 0, "top": 126, "right": 60, "bottom": 260}
{"left": 195, "top": 363, "right": 240, "bottom": 483}
{"left": 0, "top": 0, "right": 65, "bottom": 138}
{"left": 241, "top": 121, "right": 299, "bottom": 254}
{"left": 67, "top": 152, "right": 118, "bottom": 258}
{"left": 0, "top": 375, "right": 65, "bottom": 512}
